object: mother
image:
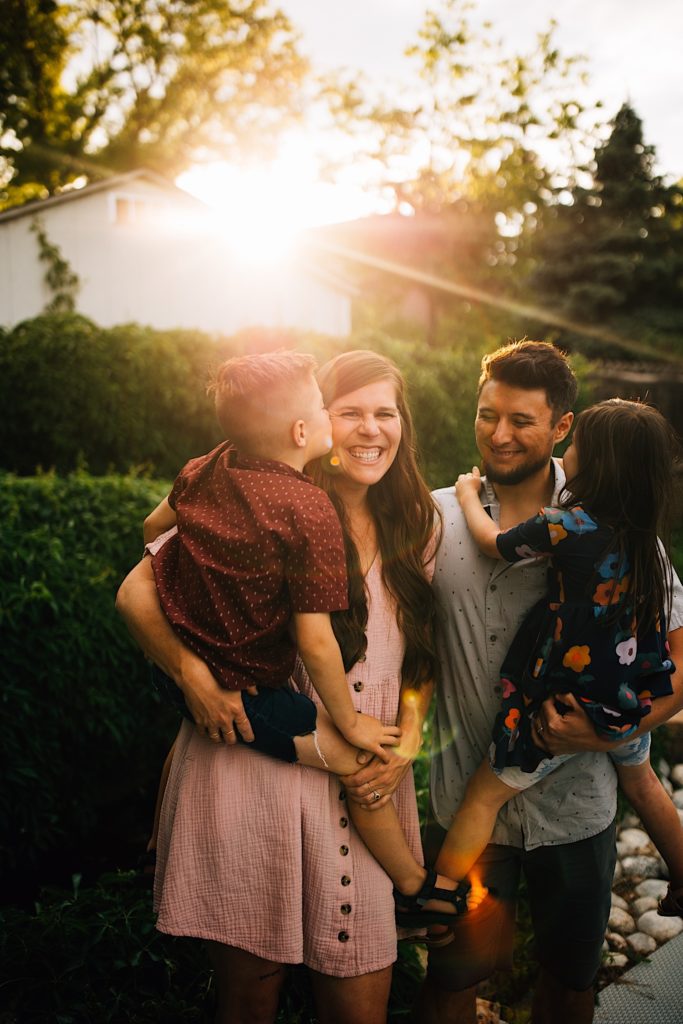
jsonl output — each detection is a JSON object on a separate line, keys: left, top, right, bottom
{"left": 117, "top": 350, "right": 439, "bottom": 1024}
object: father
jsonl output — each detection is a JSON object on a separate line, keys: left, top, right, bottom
{"left": 417, "top": 340, "right": 683, "bottom": 1024}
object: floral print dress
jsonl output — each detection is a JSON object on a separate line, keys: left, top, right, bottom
{"left": 492, "top": 504, "right": 674, "bottom": 773}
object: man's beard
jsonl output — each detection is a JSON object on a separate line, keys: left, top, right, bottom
{"left": 483, "top": 452, "right": 550, "bottom": 487}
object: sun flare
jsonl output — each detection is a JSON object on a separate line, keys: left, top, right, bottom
{"left": 177, "top": 135, "right": 390, "bottom": 266}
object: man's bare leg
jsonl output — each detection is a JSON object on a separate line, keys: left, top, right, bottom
{"left": 617, "top": 760, "right": 683, "bottom": 891}
{"left": 532, "top": 966, "right": 594, "bottom": 1024}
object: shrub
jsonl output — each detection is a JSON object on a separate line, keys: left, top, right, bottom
{"left": 0, "top": 871, "right": 425, "bottom": 1023}
{"left": 0, "top": 470, "right": 176, "bottom": 880}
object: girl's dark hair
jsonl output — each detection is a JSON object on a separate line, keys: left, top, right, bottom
{"left": 566, "top": 398, "right": 679, "bottom": 629}
{"left": 310, "top": 350, "right": 441, "bottom": 688}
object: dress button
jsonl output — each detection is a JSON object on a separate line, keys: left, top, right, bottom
{"left": 340, "top": 845, "right": 349, "bottom": 856}
{"left": 341, "top": 875, "right": 351, "bottom": 886}
{"left": 341, "top": 903, "right": 352, "bottom": 915}
{"left": 339, "top": 789, "right": 346, "bottom": 800}
{"left": 353, "top": 681, "right": 364, "bottom": 692}
{"left": 340, "top": 817, "right": 349, "bottom": 828}
{"left": 490, "top": 634, "right": 497, "bottom": 643}
{"left": 338, "top": 931, "right": 350, "bottom": 942}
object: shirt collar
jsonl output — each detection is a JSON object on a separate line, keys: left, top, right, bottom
{"left": 232, "top": 448, "right": 310, "bottom": 482}
{"left": 481, "top": 456, "right": 566, "bottom": 515}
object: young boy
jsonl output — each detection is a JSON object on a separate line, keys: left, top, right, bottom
{"left": 144, "top": 350, "right": 399, "bottom": 763}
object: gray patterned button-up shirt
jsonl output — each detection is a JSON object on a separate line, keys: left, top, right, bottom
{"left": 430, "top": 459, "right": 683, "bottom": 850}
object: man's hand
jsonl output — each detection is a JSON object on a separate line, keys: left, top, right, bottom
{"left": 532, "top": 693, "right": 615, "bottom": 756}
{"left": 177, "top": 649, "right": 256, "bottom": 744}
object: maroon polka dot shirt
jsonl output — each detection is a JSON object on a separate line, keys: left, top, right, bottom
{"left": 152, "top": 442, "right": 349, "bottom": 690}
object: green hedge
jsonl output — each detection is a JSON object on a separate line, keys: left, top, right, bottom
{"left": 0, "top": 470, "right": 174, "bottom": 877}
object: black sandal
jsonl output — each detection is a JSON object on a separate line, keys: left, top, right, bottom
{"left": 395, "top": 869, "right": 472, "bottom": 927}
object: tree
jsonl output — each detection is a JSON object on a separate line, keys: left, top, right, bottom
{"left": 0, "top": 0, "right": 308, "bottom": 205}
{"left": 529, "top": 103, "right": 683, "bottom": 354}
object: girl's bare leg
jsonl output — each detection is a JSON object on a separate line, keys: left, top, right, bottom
{"left": 434, "top": 758, "right": 519, "bottom": 882}
{"left": 617, "top": 759, "right": 683, "bottom": 889}
{"left": 295, "top": 711, "right": 473, "bottom": 910}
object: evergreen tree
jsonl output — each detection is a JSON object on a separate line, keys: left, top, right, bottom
{"left": 530, "top": 103, "right": 683, "bottom": 347}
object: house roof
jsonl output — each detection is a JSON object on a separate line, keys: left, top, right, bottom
{"left": 0, "top": 168, "right": 206, "bottom": 225}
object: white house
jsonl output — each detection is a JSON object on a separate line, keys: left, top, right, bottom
{"left": 0, "top": 170, "right": 354, "bottom": 336}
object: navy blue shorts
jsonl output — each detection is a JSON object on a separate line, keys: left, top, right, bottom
{"left": 422, "top": 812, "right": 616, "bottom": 992}
{"left": 151, "top": 665, "right": 317, "bottom": 763}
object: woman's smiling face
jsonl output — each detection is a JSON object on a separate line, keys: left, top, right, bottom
{"left": 328, "top": 379, "right": 402, "bottom": 488}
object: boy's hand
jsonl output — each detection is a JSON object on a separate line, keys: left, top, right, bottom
{"left": 342, "top": 712, "right": 401, "bottom": 764}
{"left": 455, "top": 466, "right": 482, "bottom": 505}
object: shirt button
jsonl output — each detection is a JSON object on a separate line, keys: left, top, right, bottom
{"left": 341, "top": 903, "right": 352, "bottom": 915}
{"left": 490, "top": 583, "right": 497, "bottom": 592}
{"left": 341, "top": 875, "right": 351, "bottom": 886}
{"left": 490, "top": 634, "right": 497, "bottom": 643}
{"left": 493, "top": 685, "right": 502, "bottom": 694}
{"left": 340, "top": 845, "right": 349, "bottom": 856}
{"left": 353, "top": 681, "right": 364, "bottom": 692}
{"left": 340, "top": 817, "right": 349, "bottom": 828}
{"left": 338, "top": 931, "right": 350, "bottom": 942}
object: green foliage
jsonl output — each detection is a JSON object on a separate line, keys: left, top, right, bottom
{"left": 0, "top": 0, "right": 307, "bottom": 202}
{"left": 0, "top": 870, "right": 425, "bottom": 1023}
{"left": 0, "top": 470, "right": 174, "bottom": 876}
{"left": 0, "top": 314, "right": 232, "bottom": 476}
{"left": 30, "top": 216, "right": 80, "bottom": 314}
{"left": 529, "top": 103, "right": 683, "bottom": 358}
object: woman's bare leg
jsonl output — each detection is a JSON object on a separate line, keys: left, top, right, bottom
{"left": 617, "top": 759, "right": 683, "bottom": 889}
{"left": 206, "top": 942, "right": 286, "bottom": 1024}
{"left": 308, "top": 966, "right": 392, "bottom": 1024}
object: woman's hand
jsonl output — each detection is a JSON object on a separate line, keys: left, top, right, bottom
{"left": 177, "top": 647, "right": 256, "bottom": 744}
{"left": 340, "top": 746, "right": 414, "bottom": 810}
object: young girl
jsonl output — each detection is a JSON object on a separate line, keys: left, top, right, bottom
{"left": 432, "top": 399, "right": 683, "bottom": 928}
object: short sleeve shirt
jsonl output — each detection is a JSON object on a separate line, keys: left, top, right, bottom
{"left": 152, "top": 442, "right": 348, "bottom": 690}
{"left": 430, "top": 459, "right": 683, "bottom": 849}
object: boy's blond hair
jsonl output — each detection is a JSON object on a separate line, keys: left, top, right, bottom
{"left": 209, "top": 351, "right": 318, "bottom": 456}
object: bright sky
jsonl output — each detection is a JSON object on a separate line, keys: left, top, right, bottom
{"left": 282, "top": 0, "right": 683, "bottom": 179}
{"left": 178, "top": 0, "right": 683, "bottom": 258}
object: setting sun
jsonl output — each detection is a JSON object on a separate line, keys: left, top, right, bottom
{"left": 177, "top": 134, "right": 391, "bottom": 265}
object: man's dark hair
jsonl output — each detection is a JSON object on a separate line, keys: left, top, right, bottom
{"left": 478, "top": 340, "right": 578, "bottom": 422}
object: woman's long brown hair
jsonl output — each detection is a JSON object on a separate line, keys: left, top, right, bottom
{"left": 565, "top": 399, "right": 679, "bottom": 630}
{"left": 310, "top": 351, "right": 441, "bottom": 688}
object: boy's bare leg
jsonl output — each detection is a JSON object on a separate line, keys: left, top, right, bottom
{"left": 147, "top": 739, "right": 176, "bottom": 854}
{"left": 617, "top": 759, "right": 683, "bottom": 889}
{"left": 295, "top": 714, "right": 468, "bottom": 907}
{"left": 434, "top": 758, "right": 519, "bottom": 882}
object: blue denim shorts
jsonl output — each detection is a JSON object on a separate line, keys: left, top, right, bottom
{"left": 151, "top": 665, "right": 317, "bottom": 763}
{"left": 490, "top": 731, "right": 651, "bottom": 791}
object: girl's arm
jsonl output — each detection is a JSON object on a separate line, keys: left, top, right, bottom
{"left": 143, "top": 496, "right": 177, "bottom": 545}
{"left": 455, "top": 467, "right": 502, "bottom": 559}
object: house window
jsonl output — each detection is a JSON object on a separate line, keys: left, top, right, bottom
{"left": 111, "top": 194, "right": 165, "bottom": 227}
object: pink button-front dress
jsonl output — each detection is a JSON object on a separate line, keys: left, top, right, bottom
{"left": 153, "top": 557, "right": 424, "bottom": 977}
